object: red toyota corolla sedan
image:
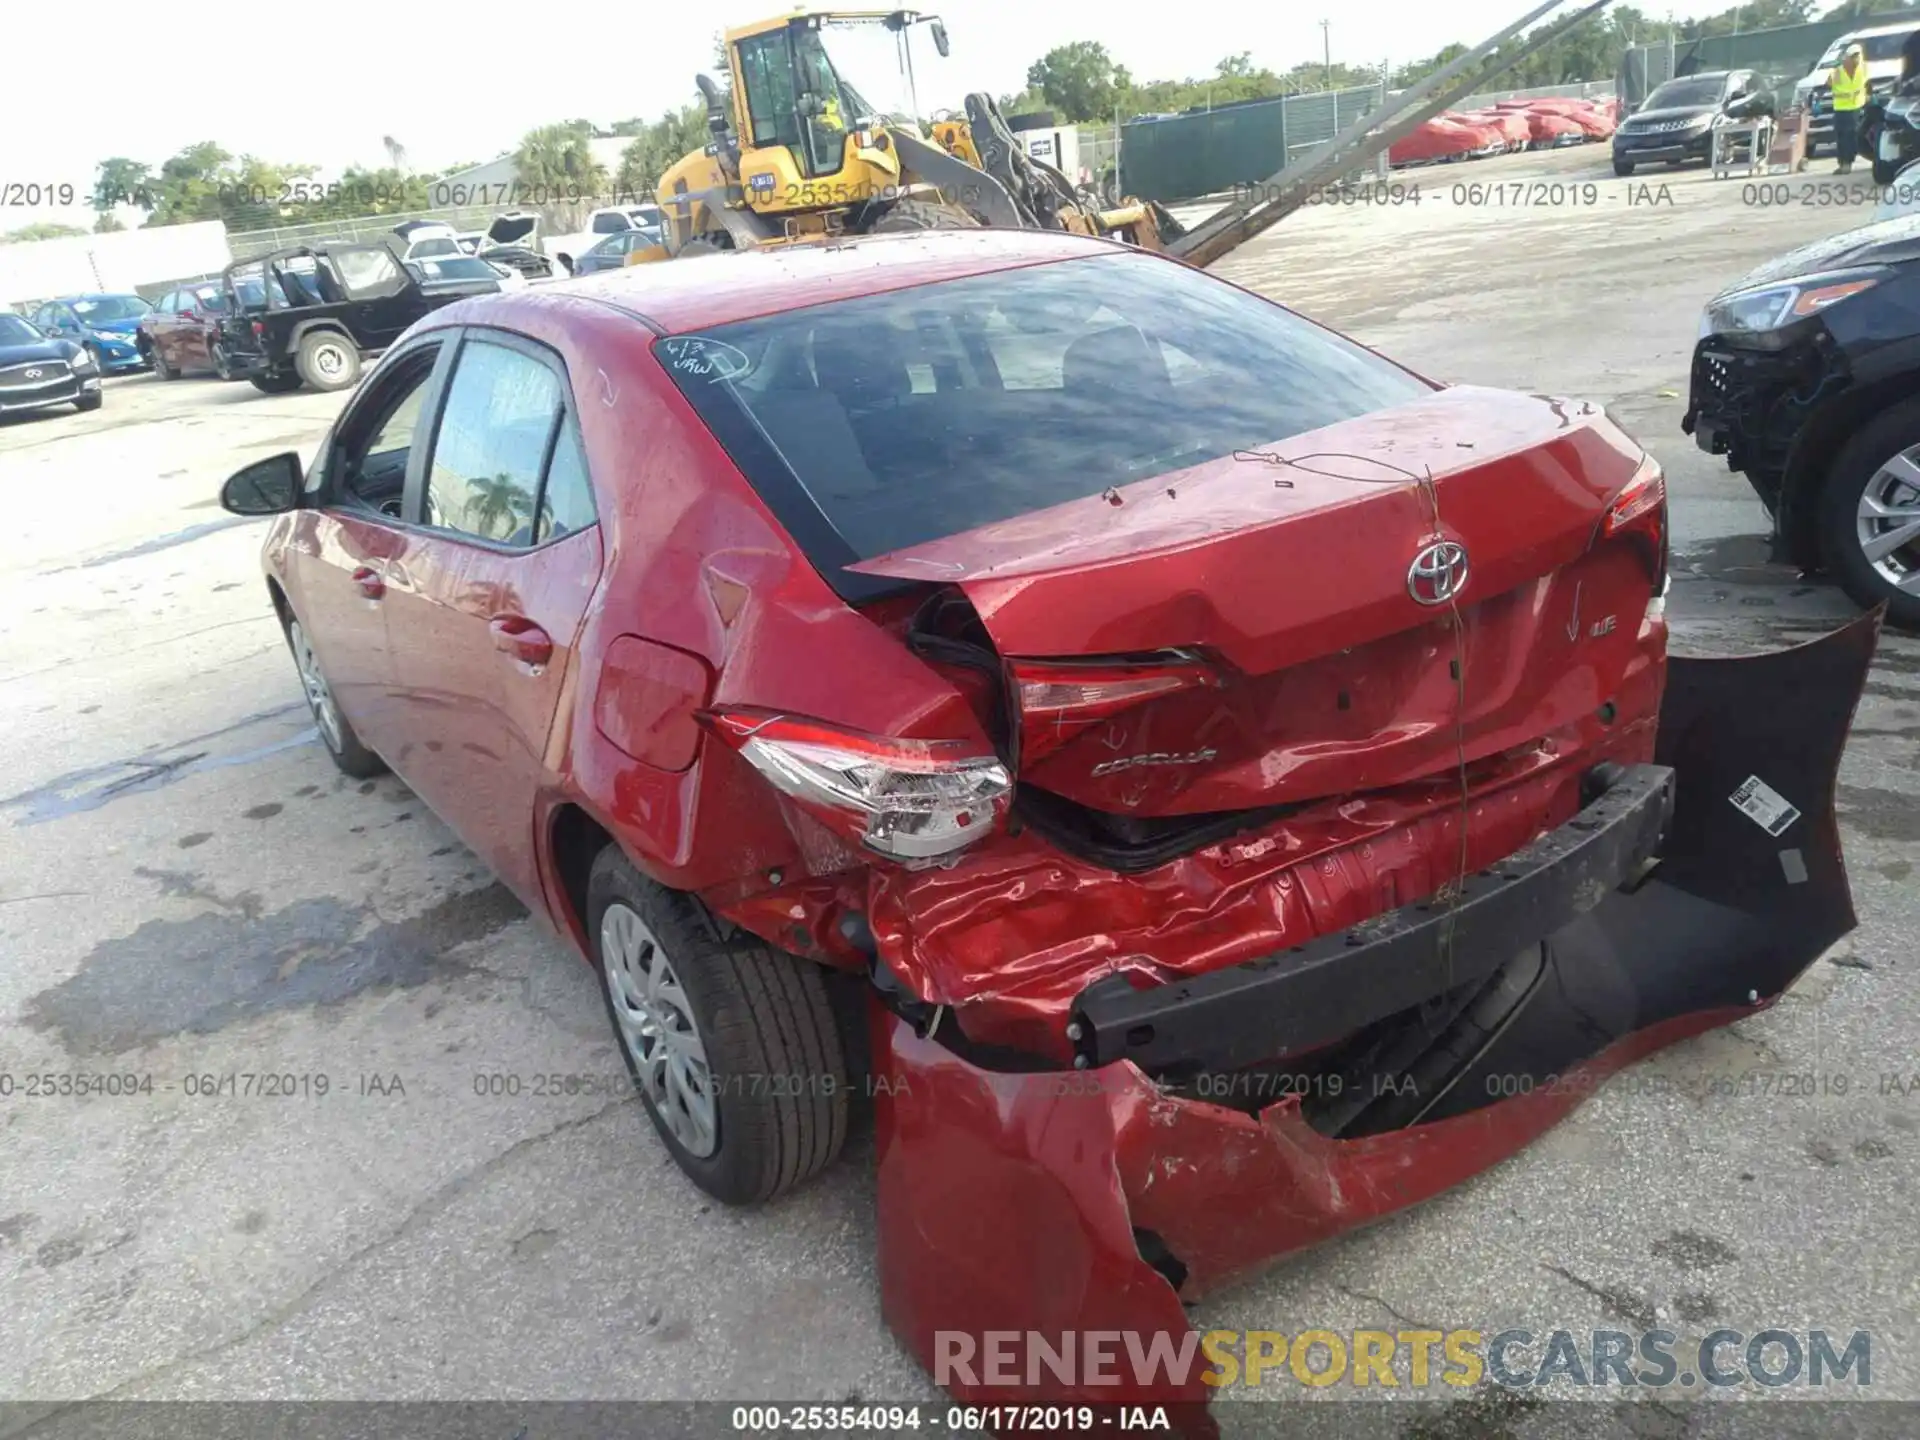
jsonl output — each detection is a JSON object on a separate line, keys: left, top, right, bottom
{"left": 220, "top": 229, "right": 1873, "bottom": 1428}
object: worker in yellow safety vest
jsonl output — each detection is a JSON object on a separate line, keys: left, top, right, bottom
{"left": 1830, "top": 43, "right": 1869, "bottom": 174}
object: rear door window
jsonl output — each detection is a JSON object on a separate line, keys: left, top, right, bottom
{"left": 418, "top": 334, "right": 597, "bottom": 549}
{"left": 656, "top": 250, "right": 1430, "bottom": 599}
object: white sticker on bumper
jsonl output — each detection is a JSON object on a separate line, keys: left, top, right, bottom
{"left": 1730, "top": 774, "right": 1802, "bottom": 837}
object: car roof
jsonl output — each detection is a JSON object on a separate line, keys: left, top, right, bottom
{"left": 526, "top": 228, "right": 1122, "bottom": 333}
{"left": 1843, "top": 20, "right": 1920, "bottom": 37}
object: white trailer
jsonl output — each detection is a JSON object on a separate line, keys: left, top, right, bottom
{"left": 0, "top": 221, "right": 233, "bottom": 307}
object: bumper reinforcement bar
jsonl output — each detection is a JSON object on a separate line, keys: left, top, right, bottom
{"left": 1070, "top": 762, "right": 1676, "bottom": 1076}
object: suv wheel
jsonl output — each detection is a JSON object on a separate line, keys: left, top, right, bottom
{"left": 1613, "top": 157, "right": 1634, "bottom": 176}
{"left": 296, "top": 331, "right": 361, "bottom": 391}
{"left": 587, "top": 846, "right": 849, "bottom": 1206}
{"left": 1820, "top": 397, "right": 1920, "bottom": 629}
{"left": 211, "top": 341, "right": 238, "bottom": 382}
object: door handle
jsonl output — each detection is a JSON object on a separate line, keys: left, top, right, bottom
{"left": 351, "top": 565, "right": 384, "bottom": 599}
{"left": 490, "top": 615, "right": 553, "bottom": 669}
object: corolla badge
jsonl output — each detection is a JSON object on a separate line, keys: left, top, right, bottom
{"left": 1407, "top": 540, "right": 1470, "bottom": 606}
{"left": 1091, "top": 749, "right": 1218, "bottom": 777}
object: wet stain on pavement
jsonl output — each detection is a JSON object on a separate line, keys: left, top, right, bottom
{"left": 23, "top": 884, "right": 526, "bottom": 1056}
{"left": 0, "top": 1214, "right": 34, "bottom": 1247}
{"left": 1855, "top": 1137, "right": 1894, "bottom": 1161}
{"left": 177, "top": 832, "right": 213, "bottom": 850}
{"left": 1650, "top": 1230, "right": 1738, "bottom": 1270}
{"left": 35, "top": 1235, "right": 86, "bottom": 1271}
{"left": 235, "top": 1210, "right": 269, "bottom": 1235}
{"left": 134, "top": 866, "right": 262, "bottom": 920}
{"left": 1674, "top": 1291, "right": 1721, "bottom": 1323}
{"left": 1836, "top": 785, "right": 1920, "bottom": 844}
{"left": 244, "top": 802, "right": 283, "bottom": 820}
{"left": 511, "top": 1228, "right": 560, "bottom": 1260}
{"left": 1808, "top": 1137, "right": 1843, "bottom": 1166}
{"left": 0, "top": 705, "right": 314, "bottom": 825}
{"left": 39, "top": 517, "right": 259, "bottom": 574}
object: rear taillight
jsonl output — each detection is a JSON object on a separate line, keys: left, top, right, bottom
{"left": 1603, "top": 456, "right": 1668, "bottom": 598}
{"left": 1007, "top": 651, "right": 1222, "bottom": 764}
{"left": 251, "top": 320, "right": 265, "bottom": 338}
{"left": 699, "top": 709, "right": 1011, "bottom": 863}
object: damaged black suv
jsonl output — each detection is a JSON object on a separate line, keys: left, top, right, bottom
{"left": 1685, "top": 214, "right": 1920, "bottom": 627}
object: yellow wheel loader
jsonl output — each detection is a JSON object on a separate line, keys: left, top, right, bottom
{"left": 635, "top": 9, "right": 1187, "bottom": 262}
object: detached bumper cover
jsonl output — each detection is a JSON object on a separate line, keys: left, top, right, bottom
{"left": 875, "top": 610, "right": 1878, "bottom": 1431}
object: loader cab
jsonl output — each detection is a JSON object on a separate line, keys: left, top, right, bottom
{"left": 725, "top": 10, "right": 947, "bottom": 202}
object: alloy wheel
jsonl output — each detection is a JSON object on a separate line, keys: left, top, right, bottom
{"left": 600, "top": 901, "right": 719, "bottom": 1158}
{"left": 288, "top": 621, "right": 345, "bottom": 753}
{"left": 314, "top": 343, "right": 348, "bottom": 380}
{"left": 1854, "top": 445, "right": 1920, "bottom": 593}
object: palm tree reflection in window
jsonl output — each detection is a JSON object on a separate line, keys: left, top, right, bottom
{"left": 468, "top": 471, "right": 536, "bottom": 541}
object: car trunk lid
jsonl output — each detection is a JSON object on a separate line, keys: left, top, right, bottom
{"left": 850, "top": 385, "right": 1660, "bottom": 816}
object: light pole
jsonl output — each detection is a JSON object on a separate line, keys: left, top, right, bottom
{"left": 1321, "top": 19, "right": 1332, "bottom": 89}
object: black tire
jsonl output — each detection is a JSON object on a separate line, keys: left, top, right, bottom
{"left": 1817, "top": 397, "right": 1920, "bottom": 630}
{"left": 250, "top": 371, "right": 304, "bottom": 394}
{"left": 587, "top": 846, "right": 849, "bottom": 1206}
{"left": 1612, "top": 157, "right": 1635, "bottom": 176}
{"left": 211, "top": 341, "right": 238, "bottom": 382}
{"left": 151, "top": 343, "right": 178, "bottom": 381}
{"left": 296, "top": 330, "right": 361, "bottom": 391}
{"left": 871, "top": 198, "right": 981, "bottom": 232}
{"left": 284, "top": 613, "right": 386, "bottom": 778}
{"left": 675, "top": 236, "right": 727, "bottom": 257}
{"left": 73, "top": 391, "right": 103, "bottom": 412}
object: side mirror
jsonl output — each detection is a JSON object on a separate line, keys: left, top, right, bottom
{"left": 931, "top": 20, "right": 950, "bottom": 57}
{"left": 221, "top": 452, "right": 303, "bottom": 516}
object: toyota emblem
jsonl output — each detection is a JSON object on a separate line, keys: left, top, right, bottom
{"left": 1407, "top": 540, "right": 1469, "bottom": 606}
{"left": 23, "top": 368, "right": 42, "bottom": 380}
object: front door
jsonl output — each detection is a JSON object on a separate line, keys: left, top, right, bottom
{"left": 281, "top": 337, "right": 455, "bottom": 756}
{"left": 379, "top": 328, "right": 604, "bottom": 908}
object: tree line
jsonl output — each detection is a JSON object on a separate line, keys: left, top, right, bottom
{"left": 1013, "top": 0, "right": 1905, "bottom": 123}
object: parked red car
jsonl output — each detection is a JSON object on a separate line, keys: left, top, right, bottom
{"left": 219, "top": 230, "right": 1873, "bottom": 1432}
{"left": 139, "top": 280, "right": 241, "bottom": 381}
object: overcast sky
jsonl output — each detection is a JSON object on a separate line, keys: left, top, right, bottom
{"left": 8, "top": 0, "right": 1707, "bottom": 234}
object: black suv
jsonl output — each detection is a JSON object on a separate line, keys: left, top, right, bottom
{"left": 1613, "top": 69, "right": 1769, "bottom": 176}
{"left": 220, "top": 238, "right": 499, "bottom": 394}
{"left": 1685, "top": 215, "right": 1920, "bottom": 628}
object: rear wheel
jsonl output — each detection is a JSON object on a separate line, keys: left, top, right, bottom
{"left": 151, "top": 343, "right": 178, "bottom": 381}
{"left": 675, "top": 236, "right": 728, "bottom": 257}
{"left": 296, "top": 330, "right": 361, "bottom": 391}
{"left": 871, "top": 198, "right": 981, "bottom": 231}
{"left": 588, "top": 846, "right": 849, "bottom": 1206}
{"left": 211, "top": 341, "right": 238, "bottom": 382}
{"left": 73, "top": 391, "right": 102, "bottom": 412}
{"left": 1819, "top": 397, "right": 1920, "bottom": 630}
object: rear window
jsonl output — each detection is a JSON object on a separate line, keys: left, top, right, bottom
{"left": 657, "top": 250, "right": 1430, "bottom": 600}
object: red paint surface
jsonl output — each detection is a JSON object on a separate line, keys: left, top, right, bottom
{"left": 255, "top": 235, "right": 1701, "bottom": 1426}
{"left": 872, "top": 1002, "right": 1748, "bottom": 1424}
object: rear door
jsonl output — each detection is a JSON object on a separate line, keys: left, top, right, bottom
{"left": 281, "top": 337, "right": 456, "bottom": 756}
{"left": 378, "top": 327, "right": 604, "bottom": 907}
{"left": 327, "top": 245, "right": 420, "bottom": 348}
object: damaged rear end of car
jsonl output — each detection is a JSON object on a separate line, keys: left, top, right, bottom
{"left": 652, "top": 239, "right": 1876, "bottom": 1431}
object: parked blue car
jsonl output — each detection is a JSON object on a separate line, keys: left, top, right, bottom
{"left": 29, "top": 294, "right": 154, "bottom": 374}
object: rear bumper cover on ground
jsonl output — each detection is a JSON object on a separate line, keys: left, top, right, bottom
{"left": 872, "top": 610, "right": 1878, "bottom": 1435}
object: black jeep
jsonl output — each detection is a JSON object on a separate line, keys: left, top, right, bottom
{"left": 220, "top": 237, "right": 498, "bottom": 394}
